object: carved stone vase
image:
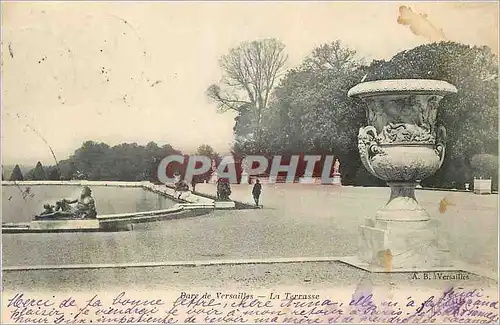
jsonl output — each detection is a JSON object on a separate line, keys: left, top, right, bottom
{"left": 347, "top": 79, "right": 458, "bottom": 270}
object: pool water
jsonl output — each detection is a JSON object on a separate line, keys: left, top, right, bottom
{"left": 1, "top": 185, "right": 177, "bottom": 223}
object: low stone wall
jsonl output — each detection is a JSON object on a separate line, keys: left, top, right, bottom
{"left": 1, "top": 180, "right": 215, "bottom": 204}
{"left": 98, "top": 207, "right": 213, "bottom": 232}
{"left": 144, "top": 183, "right": 215, "bottom": 205}
{"left": 1, "top": 180, "right": 147, "bottom": 187}
{"left": 163, "top": 183, "right": 252, "bottom": 209}
{"left": 248, "top": 176, "right": 335, "bottom": 185}
{"left": 1, "top": 181, "right": 218, "bottom": 233}
{"left": 2, "top": 206, "right": 214, "bottom": 234}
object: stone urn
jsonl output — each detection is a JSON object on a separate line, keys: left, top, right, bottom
{"left": 347, "top": 79, "right": 457, "bottom": 269}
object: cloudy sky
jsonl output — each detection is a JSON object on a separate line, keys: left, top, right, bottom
{"left": 1, "top": 1, "right": 498, "bottom": 166}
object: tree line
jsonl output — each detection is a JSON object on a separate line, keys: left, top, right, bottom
{"left": 5, "top": 142, "right": 221, "bottom": 183}
{"left": 207, "top": 39, "right": 498, "bottom": 189}
{"left": 3, "top": 40, "right": 497, "bottom": 190}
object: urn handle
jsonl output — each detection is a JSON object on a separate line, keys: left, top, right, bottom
{"left": 358, "top": 126, "right": 382, "bottom": 177}
{"left": 435, "top": 126, "right": 447, "bottom": 167}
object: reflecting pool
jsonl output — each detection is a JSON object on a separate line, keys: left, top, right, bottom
{"left": 2, "top": 185, "right": 176, "bottom": 223}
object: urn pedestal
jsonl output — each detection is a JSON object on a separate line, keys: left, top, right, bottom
{"left": 173, "top": 174, "right": 181, "bottom": 185}
{"left": 332, "top": 173, "right": 342, "bottom": 186}
{"left": 240, "top": 172, "right": 249, "bottom": 185}
{"left": 359, "top": 217, "right": 450, "bottom": 269}
{"left": 345, "top": 79, "right": 458, "bottom": 271}
{"left": 209, "top": 171, "right": 218, "bottom": 184}
{"left": 299, "top": 173, "right": 316, "bottom": 184}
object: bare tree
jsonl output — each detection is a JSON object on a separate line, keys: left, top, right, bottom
{"left": 206, "top": 38, "right": 288, "bottom": 141}
{"left": 304, "top": 40, "right": 361, "bottom": 72}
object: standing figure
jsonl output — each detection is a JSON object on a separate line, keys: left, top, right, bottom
{"left": 252, "top": 179, "right": 262, "bottom": 207}
{"left": 332, "top": 159, "right": 342, "bottom": 186}
{"left": 334, "top": 159, "right": 341, "bottom": 174}
{"left": 216, "top": 178, "right": 220, "bottom": 199}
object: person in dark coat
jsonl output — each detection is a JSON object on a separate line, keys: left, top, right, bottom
{"left": 252, "top": 179, "right": 262, "bottom": 207}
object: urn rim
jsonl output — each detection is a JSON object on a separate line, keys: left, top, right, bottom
{"left": 347, "top": 79, "right": 458, "bottom": 98}
{"left": 376, "top": 142, "right": 438, "bottom": 147}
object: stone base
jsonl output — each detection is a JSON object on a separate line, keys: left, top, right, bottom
{"left": 474, "top": 179, "right": 492, "bottom": 195}
{"left": 299, "top": 177, "right": 316, "bottom": 184}
{"left": 30, "top": 219, "right": 100, "bottom": 231}
{"left": 209, "top": 172, "right": 218, "bottom": 184}
{"left": 214, "top": 201, "right": 236, "bottom": 209}
{"left": 240, "top": 174, "right": 249, "bottom": 184}
{"left": 356, "top": 217, "right": 451, "bottom": 270}
{"left": 338, "top": 255, "right": 460, "bottom": 273}
{"left": 332, "top": 173, "right": 342, "bottom": 186}
{"left": 375, "top": 196, "right": 430, "bottom": 221}
{"left": 376, "top": 182, "right": 431, "bottom": 221}
{"left": 253, "top": 177, "right": 270, "bottom": 184}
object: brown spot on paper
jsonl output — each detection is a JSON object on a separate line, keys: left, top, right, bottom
{"left": 439, "top": 196, "right": 454, "bottom": 213}
{"left": 397, "top": 6, "right": 447, "bottom": 42}
{"left": 377, "top": 249, "right": 392, "bottom": 272}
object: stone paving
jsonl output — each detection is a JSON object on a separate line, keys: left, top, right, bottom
{"left": 2, "top": 183, "right": 498, "bottom": 290}
{"left": 197, "top": 183, "right": 498, "bottom": 273}
{"left": 4, "top": 261, "right": 498, "bottom": 292}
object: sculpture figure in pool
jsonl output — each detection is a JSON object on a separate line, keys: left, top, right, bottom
{"left": 36, "top": 186, "right": 97, "bottom": 220}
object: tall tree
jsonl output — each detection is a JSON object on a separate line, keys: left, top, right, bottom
{"left": 195, "top": 144, "right": 219, "bottom": 161}
{"left": 364, "top": 42, "right": 498, "bottom": 186}
{"left": 303, "top": 40, "right": 361, "bottom": 71}
{"left": 253, "top": 41, "right": 366, "bottom": 182}
{"left": 71, "top": 141, "right": 111, "bottom": 179}
{"left": 207, "top": 38, "right": 288, "bottom": 144}
{"left": 49, "top": 141, "right": 184, "bottom": 182}
{"left": 47, "top": 167, "right": 62, "bottom": 180}
{"left": 54, "top": 160, "right": 77, "bottom": 180}
{"left": 32, "top": 161, "right": 46, "bottom": 180}
{"left": 9, "top": 164, "right": 24, "bottom": 181}
{"left": 194, "top": 144, "right": 220, "bottom": 183}
{"left": 229, "top": 41, "right": 366, "bottom": 182}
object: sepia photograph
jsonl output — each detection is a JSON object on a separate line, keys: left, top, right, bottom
{"left": 1, "top": 1, "right": 499, "bottom": 323}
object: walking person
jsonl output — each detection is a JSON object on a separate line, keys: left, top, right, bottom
{"left": 252, "top": 179, "right": 262, "bottom": 207}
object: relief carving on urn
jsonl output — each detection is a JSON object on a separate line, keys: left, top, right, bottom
{"left": 349, "top": 79, "right": 458, "bottom": 221}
